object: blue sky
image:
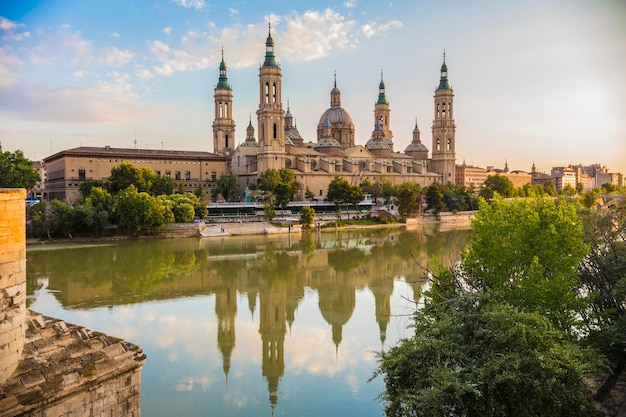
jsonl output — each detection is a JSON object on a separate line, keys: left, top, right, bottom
{"left": 1, "top": 0, "right": 624, "bottom": 175}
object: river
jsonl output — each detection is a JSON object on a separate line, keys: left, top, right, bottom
{"left": 26, "top": 224, "right": 470, "bottom": 417}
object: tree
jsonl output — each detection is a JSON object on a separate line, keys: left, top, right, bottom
{"left": 299, "top": 206, "right": 315, "bottom": 232}
{"left": 461, "top": 196, "right": 588, "bottom": 330}
{"left": 396, "top": 182, "right": 422, "bottom": 216}
{"left": 579, "top": 208, "right": 626, "bottom": 401}
{"left": 258, "top": 168, "right": 297, "bottom": 208}
{"left": 481, "top": 173, "right": 516, "bottom": 198}
{"left": 374, "top": 293, "right": 602, "bottom": 417}
{"left": 79, "top": 180, "right": 105, "bottom": 199}
{"left": 152, "top": 175, "right": 175, "bottom": 196}
{"left": 114, "top": 185, "right": 174, "bottom": 236}
{"left": 304, "top": 186, "right": 315, "bottom": 201}
{"left": 424, "top": 184, "right": 445, "bottom": 213}
{"left": 0, "top": 150, "right": 40, "bottom": 189}
{"left": 215, "top": 170, "right": 239, "bottom": 201}
{"left": 107, "top": 162, "right": 154, "bottom": 194}
{"left": 263, "top": 191, "right": 276, "bottom": 220}
{"left": 326, "top": 175, "right": 364, "bottom": 220}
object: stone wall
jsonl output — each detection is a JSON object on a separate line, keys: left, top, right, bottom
{"left": 0, "top": 189, "right": 26, "bottom": 384}
{"left": 0, "top": 189, "right": 146, "bottom": 417}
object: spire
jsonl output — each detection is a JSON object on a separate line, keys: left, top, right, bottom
{"left": 437, "top": 50, "right": 450, "bottom": 90}
{"left": 377, "top": 70, "right": 388, "bottom": 105}
{"left": 263, "top": 22, "right": 278, "bottom": 67}
{"left": 330, "top": 71, "right": 341, "bottom": 107}
{"left": 217, "top": 47, "right": 231, "bottom": 89}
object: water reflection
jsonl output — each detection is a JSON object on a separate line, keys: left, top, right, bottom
{"left": 26, "top": 225, "right": 470, "bottom": 416}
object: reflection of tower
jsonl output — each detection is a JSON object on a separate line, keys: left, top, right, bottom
{"left": 259, "top": 276, "right": 287, "bottom": 410}
{"left": 317, "top": 272, "right": 356, "bottom": 354}
{"left": 369, "top": 274, "right": 394, "bottom": 348}
{"left": 215, "top": 285, "right": 237, "bottom": 382}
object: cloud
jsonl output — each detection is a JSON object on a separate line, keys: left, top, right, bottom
{"left": 163, "top": 26, "right": 173, "bottom": 35}
{"left": 0, "top": 76, "right": 159, "bottom": 124}
{"left": 72, "top": 70, "right": 88, "bottom": 78}
{"left": 99, "top": 46, "right": 134, "bottom": 67}
{"left": 344, "top": 1, "right": 356, "bottom": 8}
{"left": 228, "top": 8, "right": 239, "bottom": 17}
{"left": 361, "top": 20, "right": 403, "bottom": 38}
{"left": 171, "top": 0, "right": 207, "bottom": 10}
{"left": 111, "top": 32, "right": 120, "bottom": 38}
{"left": 137, "top": 68, "right": 154, "bottom": 80}
{"left": 0, "top": 17, "right": 18, "bottom": 31}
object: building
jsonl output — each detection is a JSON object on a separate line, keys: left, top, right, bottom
{"left": 455, "top": 163, "right": 487, "bottom": 188}
{"left": 229, "top": 24, "right": 456, "bottom": 198}
{"left": 43, "top": 146, "right": 229, "bottom": 202}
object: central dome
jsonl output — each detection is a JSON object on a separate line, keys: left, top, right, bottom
{"left": 318, "top": 107, "right": 353, "bottom": 126}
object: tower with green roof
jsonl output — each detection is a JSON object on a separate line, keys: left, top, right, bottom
{"left": 212, "top": 48, "right": 235, "bottom": 155}
{"left": 373, "top": 70, "right": 393, "bottom": 142}
{"left": 431, "top": 51, "right": 456, "bottom": 181}
{"left": 256, "top": 23, "right": 286, "bottom": 172}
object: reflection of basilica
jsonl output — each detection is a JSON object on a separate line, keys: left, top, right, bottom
{"left": 27, "top": 227, "right": 469, "bottom": 412}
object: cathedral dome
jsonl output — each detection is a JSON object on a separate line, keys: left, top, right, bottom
{"left": 317, "top": 107, "right": 353, "bottom": 127}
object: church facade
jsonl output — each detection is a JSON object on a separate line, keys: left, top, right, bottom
{"left": 221, "top": 25, "right": 456, "bottom": 200}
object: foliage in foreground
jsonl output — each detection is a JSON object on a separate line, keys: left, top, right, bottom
{"left": 374, "top": 293, "right": 602, "bottom": 417}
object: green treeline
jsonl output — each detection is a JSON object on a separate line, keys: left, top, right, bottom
{"left": 374, "top": 196, "right": 626, "bottom": 417}
{"left": 27, "top": 162, "right": 208, "bottom": 238}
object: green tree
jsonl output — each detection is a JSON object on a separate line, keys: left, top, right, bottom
{"left": 49, "top": 200, "right": 75, "bottom": 238}
{"left": 27, "top": 201, "right": 51, "bottom": 239}
{"left": 215, "top": 170, "right": 239, "bottom": 201}
{"left": 424, "top": 184, "right": 445, "bottom": 213}
{"left": 304, "top": 186, "right": 315, "bottom": 201}
{"left": 258, "top": 168, "right": 297, "bottom": 208}
{"left": 114, "top": 185, "right": 174, "bottom": 236}
{"left": 299, "top": 206, "right": 315, "bottom": 232}
{"left": 481, "top": 173, "right": 516, "bottom": 199}
{"left": 0, "top": 150, "right": 40, "bottom": 189}
{"left": 396, "top": 182, "right": 422, "bottom": 216}
{"left": 79, "top": 180, "right": 105, "bottom": 199}
{"left": 583, "top": 188, "right": 600, "bottom": 208}
{"left": 107, "top": 162, "right": 156, "bottom": 194}
{"left": 461, "top": 196, "right": 588, "bottom": 330}
{"left": 151, "top": 175, "right": 175, "bottom": 196}
{"left": 327, "top": 175, "right": 364, "bottom": 220}
{"left": 374, "top": 293, "right": 601, "bottom": 417}
{"left": 579, "top": 208, "right": 626, "bottom": 401}
{"left": 263, "top": 191, "right": 276, "bottom": 220}
{"left": 543, "top": 179, "right": 557, "bottom": 196}
{"left": 166, "top": 193, "right": 196, "bottom": 223}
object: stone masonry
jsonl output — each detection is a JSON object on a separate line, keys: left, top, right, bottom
{"left": 0, "top": 189, "right": 146, "bottom": 417}
{"left": 0, "top": 189, "right": 27, "bottom": 384}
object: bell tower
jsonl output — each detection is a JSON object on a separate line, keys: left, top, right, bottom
{"left": 212, "top": 49, "right": 235, "bottom": 155}
{"left": 431, "top": 51, "right": 456, "bottom": 182}
{"left": 374, "top": 70, "right": 392, "bottom": 140}
{"left": 256, "top": 23, "right": 286, "bottom": 172}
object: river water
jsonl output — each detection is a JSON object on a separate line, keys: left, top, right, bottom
{"left": 26, "top": 224, "right": 470, "bottom": 417}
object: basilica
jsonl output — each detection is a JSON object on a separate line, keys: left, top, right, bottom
{"left": 214, "top": 25, "right": 457, "bottom": 200}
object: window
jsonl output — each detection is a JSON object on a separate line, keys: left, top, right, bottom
{"left": 78, "top": 169, "right": 85, "bottom": 180}
{"left": 225, "top": 134, "right": 229, "bottom": 149}
{"left": 185, "top": 171, "right": 191, "bottom": 180}
{"left": 175, "top": 171, "right": 181, "bottom": 180}
{"left": 273, "top": 123, "right": 277, "bottom": 139}
{"left": 156, "top": 171, "right": 161, "bottom": 177}
{"left": 211, "top": 171, "right": 217, "bottom": 181}
{"left": 165, "top": 171, "right": 171, "bottom": 177}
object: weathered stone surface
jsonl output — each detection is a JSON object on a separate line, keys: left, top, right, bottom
{"left": 0, "top": 189, "right": 146, "bottom": 417}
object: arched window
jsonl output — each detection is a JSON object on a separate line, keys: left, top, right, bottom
{"left": 273, "top": 123, "right": 277, "bottom": 139}
{"left": 447, "top": 138, "right": 451, "bottom": 151}
{"left": 436, "top": 139, "right": 441, "bottom": 151}
{"left": 272, "top": 82, "right": 277, "bottom": 102}
{"left": 265, "top": 82, "right": 269, "bottom": 103}
{"left": 225, "top": 134, "right": 229, "bottom": 149}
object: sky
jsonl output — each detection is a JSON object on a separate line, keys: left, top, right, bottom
{"left": 0, "top": 0, "right": 625, "bottom": 175}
